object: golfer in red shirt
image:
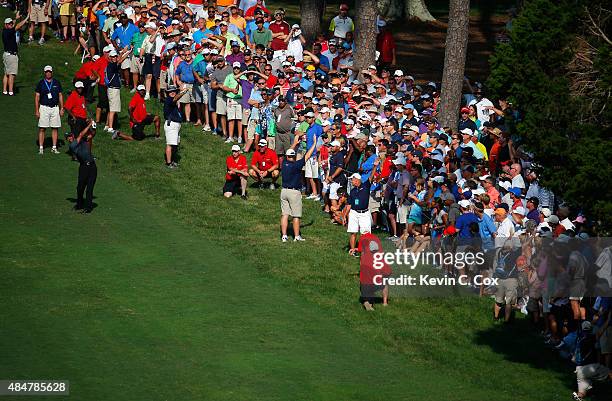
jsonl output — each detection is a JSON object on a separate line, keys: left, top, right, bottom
{"left": 224, "top": 144, "right": 249, "bottom": 199}
{"left": 249, "top": 139, "right": 280, "bottom": 189}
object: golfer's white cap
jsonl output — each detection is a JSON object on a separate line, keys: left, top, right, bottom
{"left": 74, "top": 81, "right": 84, "bottom": 88}
{"left": 231, "top": 144, "right": 241, "bottom": 152}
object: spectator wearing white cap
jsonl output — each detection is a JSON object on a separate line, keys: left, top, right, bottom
{"left": 105, "top": 48, "right": 130, "bottom": 133}
{"left": 280, "top": 135, "right": 317, "bottom": 242}
{"left": 3, "top": 16, "right": 28, "bottom": 96}
{"left": 119, "top": 85, "right": 160, "bottom": 140}
{"left": 347, "top": 161, "right": 379, "bottom": 255}
{"left": 64, "top": 81, "right": 89, "bottom": 139}
{"left": 224, "top": 144, "right": 249, "bottom": 199}
{"left": 35, "top": 65, "right": 63, "bottom": 154}
{"left": 249, "top": 138, "right": 279, "bottom": 189}
{"left": 222, "top": 61, "right": 244, "bottom": 143}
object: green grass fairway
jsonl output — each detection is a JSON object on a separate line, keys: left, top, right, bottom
{"left": 0, "top": 8, "right": 597, "bottom": 401}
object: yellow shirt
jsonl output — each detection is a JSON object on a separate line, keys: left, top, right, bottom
{"left": 217, "top": 0, "right": 235, "bottom": 6}
{"left": 59, "top": 0, "right": 75, "bottom": 16}
{"left": 229, "top": 15, "right": 246, "bottom": 30}
{"left": 476, "top": 142, "right": 489, "bottom": 161}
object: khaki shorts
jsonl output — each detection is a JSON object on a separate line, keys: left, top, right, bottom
{"left": 241, "top": 108, "right": 251, "bottom": 125}
{"left": 246, "top": 119, "right": 257, "bottom": 139}
{"left": 38, "top": 105, "right": 61, "bottom": 128}
{"left": 495, "top": 278, "right": 518, "bottom": 305}
{"left": 226, "top": 98, "right": 242, "bottom": 120}
{"left": 60, "top": 14, "right": 76, "bottom": 26}
{"left": 107, "top": 87, "right": 121, "bottom": 112}
{"left": 3, "top": 52, "right": 18, "bottom": 75}
{"left": 397, "top": 203, "right": 409, "bottom": 224}
{"left": 369, "top": 192, "right": 382, "bottom": 213}
{"left": 178, "top": 84, "right": 194, "bottom": 104}
{"left": 164, "top": 121, "right": 181, "bottom": 145}
{"left": 275, "top": 133, "right": 292, "bottom": 155}
{"left": 216, "top": 95, "right": 227, "bottom": 115}
{"left": 31, "top": 4, "right": 49, "bottom": 24}
{"left": 280, "top": 188, "right": 302, "bottom": 218}
{"left": 159, "top": 70, "right": 168, "bottom": 90}
{"left": 129, "top": 55, "right": 143, "bottom": 74}
{"left": 304, "top": 157, "right": 319, "bottom": 178}
{"left": 266, "top": 136, "right": 275, "bottom": 150}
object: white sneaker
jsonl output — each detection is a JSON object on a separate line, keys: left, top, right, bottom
{"left": 203, "top": 124, "right": 211, "bottom": 131}
{"left": 306, "top": 194, "right": 316, "bottom": 199}
{"left": 269, "top": 183, "right": 276, "bottom": 190}
{"left": 104, "top": 126, "right": 111, "bottom": 132}
{"left": 28, "top": 36, "right": 34, "bottom": 42}
{"left": 144, "top": 93, "right": 150, "bottom": 100}
{"left": 281, "top": 235, "right": 288, "bottom": 243}
{"left": 51, "top": 147, "right": 60, "bottom": 154}
{"left": 38, "top": 147, "right": 44, "bottom": 155}
{"left": 224, "top": 138, "right": 232, "bottom": 143}
{"left": 8, "top": 91, "right": 13, "bottom": 96}
{"left": 38, "top": 37, "right": 45, "bottom": 45}
{"left": 237, "top": 137, "right": 243, "bottom": 144}
{"left": 294, "top": 235, "right": 305, "bottom": 242}
{"left": 311, "top": 195, "right": 320, "bottom": 201}
{"left": 2, "top": 91, "right": 6, "bottom": 95}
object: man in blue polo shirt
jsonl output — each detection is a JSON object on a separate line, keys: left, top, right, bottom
{"left": 111, "top": 13, "right": 138, "bottom": 88}
{"left": 34, "top": 65, "right": 64, "bottom": 155}
{"left": 280, "top": 135, "right": 317, "bottom": 243}
{"left": 347, "top": 161, "right": 379, "bottom": 255}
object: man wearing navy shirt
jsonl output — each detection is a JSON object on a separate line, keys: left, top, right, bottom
{"left": 280, "top": 135, "right": 317, "bottom": 242}
{"left": 347, "top": 164, "right": 379, "bottom": 255}
{"left": 163, "top": 85, "right": 189, "bottom": 168}
{"left": 34, "top": 65, "right": 64, "bottom": 155}
{"left": 68, "top": 120, "right": 97, "bottom": 214}
{"left": 105, "top": 49, "right": 130, "bottom": 133}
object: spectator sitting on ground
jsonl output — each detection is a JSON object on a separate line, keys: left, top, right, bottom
{"left": 249, "top": 138, "right": 280, "bottom": 189}
{"left": 224, "top": 144, "right": 249, "bottom": 199}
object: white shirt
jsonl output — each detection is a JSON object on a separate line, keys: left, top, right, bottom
{"left": 469, "top": 97, "right": 494, "bottom": 122}
{"left": 511, "top": 174, "right": 526, "bottom": 189}
{"left": 329, "top": 15, "right": 354, "bottom": 39}
{"left": 495, "top": 217, "right": 515, "bottom": 248}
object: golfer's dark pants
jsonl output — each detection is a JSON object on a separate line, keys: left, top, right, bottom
{"left": 77, "top": 161, "right": 97, "bottom": 210}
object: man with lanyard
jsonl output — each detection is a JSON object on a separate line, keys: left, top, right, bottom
{"left": 163, "top": 86, "right": 189, "bottom": 169}
{"left": 3, "top": 15, "right": 28, "bottom": 96}
{"left": 105, "top": 49, "right": 130, "bottom": 133}
{"left": 280, "top": 135, "right": 317, "bottom": 242}
{"left": 304, "top": 111, "right": 323, "bottom": 201}
{"left": 347, "top": 166, "right": 379, "bottom": 256}
{"left": 27, "top": 0, "right": 50, "bottom": 45}
{"left": 34, "top": 65, "right": 63, "bottom": 155}
{"left": 63, "top": 81, "right": 88, "bottom": 140}
{"left": 111, "top": 13, "right": 138, "bottom": 89}
{"left": 68, "top": 120, "right": 97, "bottom": 214}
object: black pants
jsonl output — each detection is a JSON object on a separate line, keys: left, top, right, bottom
{"left": 77, "top": 162, "right": 97, "bottom": 210}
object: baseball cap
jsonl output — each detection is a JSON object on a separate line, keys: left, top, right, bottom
{"left": 458, "top": 200, "right": 471, "bottom": 208}
{"left": 43, "top": 65, "right": 53, "bottom": 72}
{"left": 330, "top": 140, "right": 341, "bottom": 147}
{"left": 460, "top": 128, "right": 473, "bottom": 136}
{"left": 136, "top": 84, "right": 146, "bottom": 91}
{"left": 508, "top": 187, "right": 522, "bottom": 197}
{"left": 499, "top": 181, "right": 512, "bottom": 191}
{"left": 230, "top": 40, "right": 240, "bottom": 47}
{"left": 145, "top": 22, "right": 156, "bottom": 29}
{"left": 4, "top": 17, "right": 13, "bottom": 24}
{"left": 285, "top": 149, "right": 296, "bottom": 156}
{"left": 513, "top": 206, "right": 527, "bottom": 216}
{"left": 171, "top": 19, "right": 180, "bottom": 25}
{"left": 74, "top": 81, "right": 84, "bottom": 88}
{"left": 320, "top": 107, "right": 331, "bottom": 113}
{"left": 305, "top": 111, "right": 315, "bottom": 118}
{"left": 343, "top": 118, "right": 354, "bottom": 125}
{"left": 392, "top": 157, "right": 406, "bottom": 166}
{"left": 494, "top": 208, "right": 507, "bottom": 216}
{"left": 232, "top": 61, "right": 241, "bottom": 68}
{"left": 231, "top": 144, "right": 241, "bottom": 152}
{"left": 320, "top": 120, "right": 331, "bottom": 127}
{"left": 461, "top": 107, "right": 470, "bottom": 113}
{"left": 540, "top": 208, "right": 552, "bottom": 218}
{"left": 92, "top": 55, "right": 100, "bottom": 61}
{"left": 350, "top": 173, "right": 362, "bottom": 180}
{"left": 393, "top": 69, "right": 403, "bottom": 77}
{"left": 582, "top": 321, "right": 592, "bottom": 331}
{"left": 109, "top": 50, "right": 118, "bottom": 57}
{"left": 305, "top": 65, "right": 315, "bottom": 71}
{"left": 258, "top": 139, "right": 268, "bottom": 146}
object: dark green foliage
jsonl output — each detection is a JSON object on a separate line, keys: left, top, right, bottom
{"left": 487, "top": 0, "right": 612, "bottom": 229}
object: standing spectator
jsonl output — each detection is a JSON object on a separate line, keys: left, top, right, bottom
{"left": 35, "top": 65, "right": 63, "bottom": 155}
{"left": 376, "top": 20, "right": 396, "bottom": 67}
{"left": 224, "top": 144, "right": 249, "bottom": 198}
{"left": 174, "top": 48, "right": 196, "bottom": 124}
{"left": 3, "top": 15, "right": 29, "bottom": 96}
{"left": 249, "top": 17, "right": 271, "bottom": 48}
{"left": 304, "top": 111, "right": 323, "bottom": 201}
{"left": 210, "top": 56, "right": 232, "bottom": 137}
{"left": 272, "top": 95, "right": 294, "bottom": 159}
{"left": 68, "top": 120, "right": 97, "bottom": 213}
{"left": 280, "top": 135, "right": 317, "bottom": 242}
{"left": 222, "top": 61, "right": 243, "bottom": 142}
{"left": 111, "top": 13, "right": 138, "bottom": 88}
{"left": 28, "top": 0, "right": 50, "bottom": 45}
{"left": 163, "top": 86, "right": 189, "bottom": 168}
{"left": 63, "top": 81, "right": 88, "bottom": 138}
{"left": 59, "top": 0, "right": 77, "bottom": 42}
{"left": 347, "top": 167, "right": 378, "bottom": 256}
{"left": 329, "top": 3, "right": 354, "bottom": 41}
{"left": 105, "top": 48, "right": 129, "bottom": 132}
{"left": 128, "top": 21, "right": 147, "bottom": 93}
{"left": 269, "top": 9, "right": 289, "bottom": 51}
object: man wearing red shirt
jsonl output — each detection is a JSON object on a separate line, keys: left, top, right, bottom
{"left": 92, "top": 46, "right": 112, "bottom": 125}
{"left": 269, "top": 9, "right": 289, "bottom": 51}
{"left": 249, "top": 138, "right": 280, "bottom": 189}
{"left": 245, "top": 0, "right": 270, "bottom": 20}
{"left": 64, "top": 81, "right": 89, "bottom": 138}
{"left": 74, "top": 55, "right": 98, "bottom": 102}
{"left": 224, "top": 144, "right": 249, "bottom": 198}
{"left": 112, "top": 85, "right": 161, "bottom": 141}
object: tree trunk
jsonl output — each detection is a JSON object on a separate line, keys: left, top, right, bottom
{"left": 353, "top": 0, "right": 379, "bottom": 78}
{"left": 405, "top": 0, "right": 436, "bottom": 21}
{"left": 438, "top": 0, "right": 470, "bottom": 129}
{"left": 300, "top": 0, "right": 326, "bottom": 44}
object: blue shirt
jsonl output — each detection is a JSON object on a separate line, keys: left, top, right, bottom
{"left": 478, "top": 213, "right": 497, "bottom": 251}
{"left": 306, "top": 123, "right": 323, "bottom": 158}
{"left": 163, "top": 97, "right": 182, "bottom": 122}
{"left": 192, "top": 60, "right": 207, "bottom": 79}
{"left": 349, "top": 180, "right": 371, "bottom": 211}
{"left": 300, "top": 78, "right": 313, "bottom": 91}
{"left": 455, "top": 212, "right": 480, "bottom": 245}
{"left": 359, "top": 154, "right": 376, "bottom": 182}
{"left": 192, "top": 29, "right": 214, "bottom": 45}
{"left": 175, "top": 61, "right": 195, "bottom": 84}
{"left": 35, "top": 78, "right": 62, "bottom": 107}
{"left": 95, "top": 10, "right": 107, "bottom": 30}
{"left": 281, "top": 158, "right": 306, "bottom": 189}
{"left": 111, "top": 22, "right": 138, "bottom": 49}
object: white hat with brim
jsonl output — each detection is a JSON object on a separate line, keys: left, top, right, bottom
{"left": 350, "top": 173, "right": 362, "bottom": 181}
{"left": 231, "top": 144, "right": 241, "bottom": 152}
{"left": 458, "top": 200, "right": 471, "bottom": 208}
{"left": 136, "top": 84, "right": 146, "bottom": 91}
{"left": 43, "top": 65, "right": 53, "bottom": 72}
{"left": 258, "top": 139, "right": 268, "bottom": 146}
{"left": 74, "top": 81, "right": 84, "bottom": 88}
{"left": 286, "top": 149, "right": 296, "bottom": 156}
{"left": 5, "top": 18, "right": 13, "bottom": 24}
